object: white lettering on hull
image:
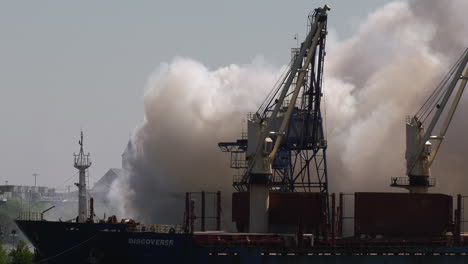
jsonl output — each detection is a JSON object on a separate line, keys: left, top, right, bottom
{"left": 128, "top": 238, "right": 175, "bottom": 247}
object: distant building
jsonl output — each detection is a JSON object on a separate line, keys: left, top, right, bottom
{"left": 0, "top": 185, "right": 60, "bottom": 201}
{"left": 90, "top": 140, "right": 132, "bottom": 202}
{"left": 121, "top": 139, "right": 133, "bottom": 171}
{"left": 91, "top": 168, "right": 128, "bottom": 202}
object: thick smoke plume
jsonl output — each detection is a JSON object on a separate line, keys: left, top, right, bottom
{"left": 109, "top": 0, "right": 468, "bottom": 225}
{"left": 324, "top": 0, "right": 468, "bottom": 193}
{"left": 109, "top": 58, "right": 283, "bottom": 223}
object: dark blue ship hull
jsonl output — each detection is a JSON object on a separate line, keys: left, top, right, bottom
{"left": 15, "top": 220, "right": 468, "bottom": 264}
{"left": 15, "top": 220, "right": 194, "bottom": 263}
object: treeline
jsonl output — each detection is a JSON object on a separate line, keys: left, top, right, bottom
{"left": 0, "top": 240, "right": 34, "bottom": 264}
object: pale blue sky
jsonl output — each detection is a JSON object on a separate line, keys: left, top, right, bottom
{"left": 0, "top": 0, "right": 393, "bottom": 189}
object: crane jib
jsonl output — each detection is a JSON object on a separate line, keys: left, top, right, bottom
{"left": 407, "top": 48, "right": 468, "bottom": 177}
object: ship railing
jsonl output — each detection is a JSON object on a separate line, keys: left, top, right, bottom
{"left": 390, "top": 177, "right": 436, "bottom": 187}
{"left": 18, "top": 212, "right": 43, "bottom": 221}
{"left": 133, "top": 224, "right": 184, "bottom": 234}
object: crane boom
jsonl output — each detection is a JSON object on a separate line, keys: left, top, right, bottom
{"left": 267, "top": 22, "right": 325, "bottom": 163}
{"left": 247, "top": 5, "right": 329, "bottom": 180}
{"left": 245, "top": 6, "right": 330, "bottom": 232}
{"left": 428, "top": 62, "right": 468, "bottom": 166}
{"left": 392, "top": 48, "right": 468, "bottom": 193}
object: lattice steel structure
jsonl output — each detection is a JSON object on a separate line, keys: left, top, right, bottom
{"left": 219, "top": 7, "right": 329, "bottom": 194}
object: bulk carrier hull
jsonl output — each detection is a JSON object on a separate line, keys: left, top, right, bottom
{"left": 16, "top": 219, "right": 468, "bottom": 264}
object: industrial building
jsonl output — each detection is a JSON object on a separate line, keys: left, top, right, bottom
{"left": 0, "top": 185, "right": 58, "bottom": 201}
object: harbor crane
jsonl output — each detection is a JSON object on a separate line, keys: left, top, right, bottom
{"left": 219, "top": 5, "right": 331, "bottom": 233}
{"left": 392, "top": 48, "right": 468, "bottom": 193}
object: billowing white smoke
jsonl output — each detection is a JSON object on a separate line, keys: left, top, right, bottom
{"left": 109, "top": 0, "right": 468, "bottom": 224}
{"left": 109, "top": 57, "right": 284, "bottom": 223}
{"left": 324, "top": 0, "right": 468, "bottom": 192}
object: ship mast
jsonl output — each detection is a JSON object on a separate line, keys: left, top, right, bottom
{"left": 74, "top": 131, "right": 92, "bottom": 223}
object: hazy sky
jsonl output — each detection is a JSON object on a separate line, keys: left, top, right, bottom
{"left": 0, "top": 1, "right": 393, "bottom": 190}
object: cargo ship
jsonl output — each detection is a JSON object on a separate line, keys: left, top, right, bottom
{"left": 15, "top": 5, "right": 468, "bottom": 264}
